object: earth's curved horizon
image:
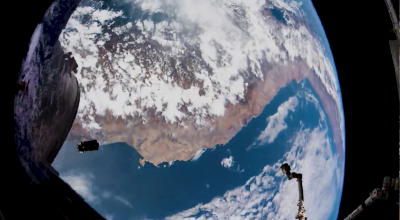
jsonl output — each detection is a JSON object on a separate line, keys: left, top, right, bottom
{"left": 19, "top": 0, "right": 346, "bottom": 219}
{"left": 59, "top": 0, "right": 344, "bottom": 169}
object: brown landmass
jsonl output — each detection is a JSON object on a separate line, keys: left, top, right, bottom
{"left": 68, "top": 59, "right": 343, "bottom": 167}
{"left": 307, "top": 69, "right": 344, "bottom": 165}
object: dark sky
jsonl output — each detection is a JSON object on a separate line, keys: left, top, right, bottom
{"left": 311, "top": 0, "right": 399, "bottom": 219}
{"left": 2, "top": 0, "right": 80, "bottom": 219}
{"left": 1, "top": 0, "right": 398, "bottom": 220}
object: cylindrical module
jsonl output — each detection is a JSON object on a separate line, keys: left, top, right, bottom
{"left": 343, "top": 205, "right": 364, "bottom": 220}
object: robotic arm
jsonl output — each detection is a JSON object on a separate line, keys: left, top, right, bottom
{"left": 343, "top": 176, "right": 399, "bottom": 220}
{"left": 281, "top": 163, "right": 307, "bottom": 220}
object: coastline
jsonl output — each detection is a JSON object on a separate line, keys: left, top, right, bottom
{"left": 67, "top": 58, "right": 343, "bottom": 167}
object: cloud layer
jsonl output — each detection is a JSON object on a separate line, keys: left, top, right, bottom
{"left": 56, "top": 0, "right": 343, "bottom": 218}
{"left": 59, "top": 0, "right": 342, "bottom": 132}
{"left": 257, "top": 96, "right": 298, "bottom": 144}
{"left": 59, "top": 85, "right": 340, "bottom": 220}
{"left": 166, "top": 126, "right": 339, "bottom": 220}
{"left": 163, "top": 89, "right": 340, "bottom": 220}
{"left": 61, "top": 171, "right": 133, "bottom": 217}
{"left": 62, "top": 172, "right": 97, "bottom": 202}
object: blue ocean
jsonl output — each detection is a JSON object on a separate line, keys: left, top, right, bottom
{"left": 54, "top": 79, "right": 338, "bottom": 220}
{"left": 55, "top": 1, "right": 344, "bottom": 219}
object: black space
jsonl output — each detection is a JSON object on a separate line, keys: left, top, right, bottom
{"left": 0, "top": 0, "right": 399, "bottom": 220}
{"left": 311, "top": 0, "right": 399, "bottom": 219}
{"left": 1, "top": 0, "right": 62, "bottom": 219}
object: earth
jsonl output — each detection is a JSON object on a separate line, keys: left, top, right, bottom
{"left": 22, "top": 0, "right": 345, "bottom": 219}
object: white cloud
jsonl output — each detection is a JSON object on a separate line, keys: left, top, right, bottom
{"left": 165, "top": 126, "right": 340, "bottom": 220}
{"left": 104, "top": 213, "right": 114, "bottom": 220}
{"left": 61, "top": 171, "right": 133, "bottom": 220}
{"left": 191, "top": 149, "right": 206, "bottom": 161}
{"left": 101, "top": 190, "right": 133, "bottom": 208}
{"left": 114, "top": 195, "right": 133, "bottom": 208}
{"left": 274, "top": 128, "right": 338, "bottom": 220}
{"left": 59, "top": 0, "right": 342, "bottom": 133}
{"left": 257, "top": 96, "right": 298, "bottom": 144}
{"left": 221, "top": 156, "right": 234, "bottom": 168}
{"left": 61, "top": 172, "right": 97, "bottom": 203}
